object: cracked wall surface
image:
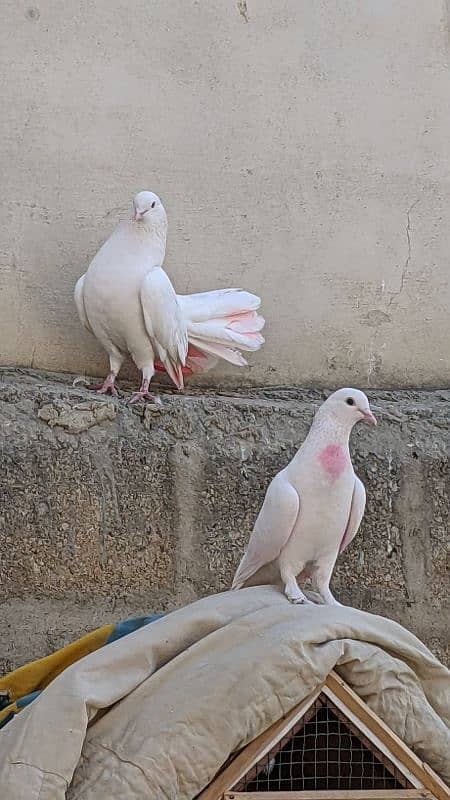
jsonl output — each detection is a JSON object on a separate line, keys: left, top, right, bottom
{"left": 0, "top": 370, "right": 448, "bottom": 671}
{"left": 1, "top": 1, "right": 450, "bottom": 386}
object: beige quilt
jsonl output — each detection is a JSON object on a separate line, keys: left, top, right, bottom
{"left": 0, "top": 586, "right": 449, "bottom": 799}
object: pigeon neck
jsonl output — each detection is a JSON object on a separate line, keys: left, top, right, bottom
{"left": 310, "top": 410, "right": 353, "bottom": 446}
{"left": 134, "top": 221, "right": 167, "bottom": 260}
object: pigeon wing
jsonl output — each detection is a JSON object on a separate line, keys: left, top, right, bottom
{"left": 339, "top": 475, "right": 366, "bottom": 554}
{"left": 232, "top": 471, "right": 300, "bottom": 589}
{"left": 140, "top": 268, "right": 188, "bottom": 390}
{"left": 74, "top": 274, "right": 93, "bottom": 334}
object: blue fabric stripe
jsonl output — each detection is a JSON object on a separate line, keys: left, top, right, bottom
{"left": 0, "top": 613, "right": 166, "bottom": 730}
{"left": 105, "top": 614, "right": 165, "bottom": 645}
{"left": 16, "top": 690, "right": 42, "bottom": 709}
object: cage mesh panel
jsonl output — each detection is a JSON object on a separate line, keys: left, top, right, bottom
{"left": 237, "top": 697, "right": 409, "bottom": 792}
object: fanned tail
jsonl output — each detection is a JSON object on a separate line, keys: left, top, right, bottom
{"left": 156, "top": 288, "right": 265, "bottom": 378}
{"left": 181, "top": 289, "right": 265, "bottom": 371}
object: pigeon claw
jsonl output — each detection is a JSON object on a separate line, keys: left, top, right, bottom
{"left": 83, "top": 378, "right": 120, "bottom": 396}
{"left": 83, "top": 381, "right": 119, "bottom": 396}
{"left": 286, "top": 593, "right": 314, "bottom": 605}
{"left": 129, "top": 391, "right": 162, "bottom": 405}
{"left": 96, "top": 384, "right": 120, "bottom": 397}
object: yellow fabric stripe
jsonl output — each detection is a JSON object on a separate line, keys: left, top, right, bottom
{"left": 0, "top": 623, "right": 115, "bottom": 701}
{"left": 0, "top": 701, "right": 18, "bottom": 725}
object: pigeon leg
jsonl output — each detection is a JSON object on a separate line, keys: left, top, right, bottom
{"left": 87, "top": 372, "right": 119, "bottom": 396}
{"left": 129, "top": 365, "right": 161, "bottom": 405}
{"left": 129, "top": 379, "right": 159, "bottom": 404}
{"left": 313, "top": 562, "right": 342, "bottom": 606}
{"left": 87, "top": 352, "right": 123, "bottom": 396}
{"left": 283, "top": 573, "right": 313, "bottom": 605}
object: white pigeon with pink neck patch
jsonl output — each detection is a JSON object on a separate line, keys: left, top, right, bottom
{"left": 232, "top": 388, "right": 377, "bottom": 606}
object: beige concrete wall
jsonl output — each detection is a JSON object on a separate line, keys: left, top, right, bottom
{"left": 1, "top": 372, "right": 449, "bottom": 668}
{"left": 1, "top": 0, "right": 449, "bottom": 387}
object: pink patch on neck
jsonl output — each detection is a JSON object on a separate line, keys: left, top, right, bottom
{"left": 318, "top": 444, "right": 348, "bottom": 480}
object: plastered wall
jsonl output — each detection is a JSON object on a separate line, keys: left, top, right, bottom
{"left": 1, "top": 1, "right": 450, "bottom": 387}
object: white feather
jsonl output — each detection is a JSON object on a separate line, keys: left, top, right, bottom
{"left": 188, "top": 336, "right": 248, "bottom": 367}
{"left": 178, "top": 288, "right": 260, "bottom": 321}
{"left": 188, "top": 319, "right": 264, "bottom": 352}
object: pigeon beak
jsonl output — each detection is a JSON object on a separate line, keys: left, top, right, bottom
{"left": 361, "top": 409, "right": 377, "bottom": 426}
{"left": 134, "top": 209, "right": 144, "bottom": 222}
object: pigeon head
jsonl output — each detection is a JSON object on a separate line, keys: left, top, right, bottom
{"left": 132, "top": 191, "right": 167, "bottom": 228}
{"left": 321, "top": 388, "right": 377, "bottom": 428}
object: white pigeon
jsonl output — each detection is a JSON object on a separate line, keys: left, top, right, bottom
{"left": 74, "top": 191, "right": 265, "bottom": 402}
{"left": 232, "top": 388, "right": 377, "bottom": 605}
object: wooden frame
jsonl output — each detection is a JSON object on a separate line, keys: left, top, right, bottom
{"left": 224, "top": 793, "right": 434, "bottom": 799}
{"left": 197, "top": 672, "right": 450, "bottom": 800}
{"left": 231, "top": 693, "right": 411, "bottom": 794}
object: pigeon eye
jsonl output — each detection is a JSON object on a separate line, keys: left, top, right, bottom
{"left": 151, "top": 201, "right": 156, "bottom": 209}
{"left": 346, "top": 397, "right": 355, "bottom": 406}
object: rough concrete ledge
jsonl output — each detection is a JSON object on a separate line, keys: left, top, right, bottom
{"left": 0, "top": 368, "right": 448, "bottom": 671}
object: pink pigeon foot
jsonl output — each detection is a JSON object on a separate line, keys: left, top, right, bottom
{"left": 129, "top": 377, "right": 161, "bottom": 405}
{"left": 87, "top": 373, "right": 119, "bottom": 396}
{"left": 129, "top": 390, "right": 161, "bottom": 404}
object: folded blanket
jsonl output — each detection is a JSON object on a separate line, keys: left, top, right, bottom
{"left": 0, "top": 587, "right": 449, "bottom": 799}
{"left": 0, "top": 614, "right": 164, "bottom": 728}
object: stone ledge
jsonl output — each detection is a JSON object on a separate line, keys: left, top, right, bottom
{"left": 0, "top": 369, "right": 448, "bottom": 669}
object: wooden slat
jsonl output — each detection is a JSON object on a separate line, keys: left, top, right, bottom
{"left": 196, "top": 686, "right": 323, "bottom": 800}
{"left": 325, "top": 672, "right": 450, "bottom": 800}
{"left": 224, "top": 792, "right": 433, "bottom": 800}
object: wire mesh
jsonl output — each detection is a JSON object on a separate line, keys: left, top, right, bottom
{"left": 237, "top": 697, "right": 409, "bottom": 792}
